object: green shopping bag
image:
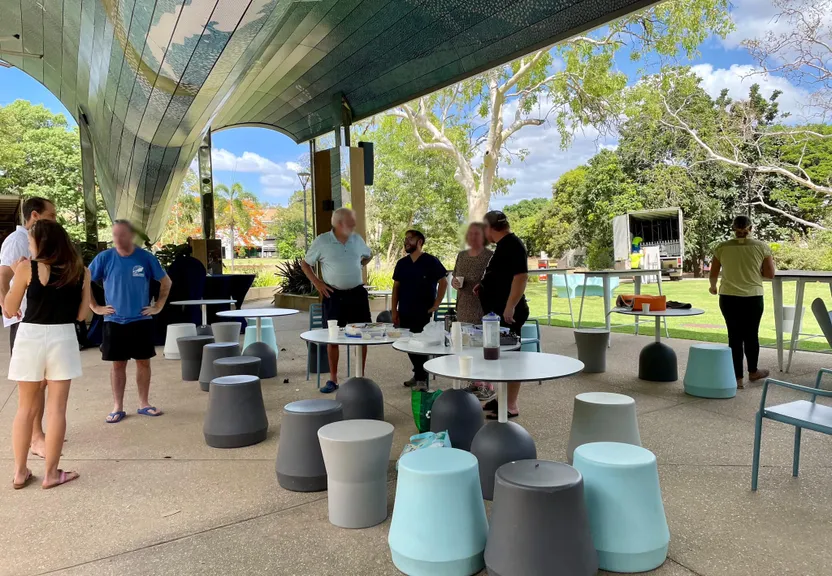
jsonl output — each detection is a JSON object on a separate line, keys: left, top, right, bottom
{"left": 411, "top": 388, "right": 443, "bottom": 433}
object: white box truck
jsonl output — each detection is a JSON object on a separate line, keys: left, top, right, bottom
{"left": 613, "top": 208, "right": 684, "bottom": 279}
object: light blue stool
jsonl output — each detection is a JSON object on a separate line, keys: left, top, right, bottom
{"left": 243, "top": 319, "right": 278, "bottom": 356}
{"left": 389, "top": 448, "right": 488, "bottom": 575}
{"left": 684, "top": 344, "right": 736, "bottom": 399}
{"left": 573, "top": 442, "right": 669, "bottom": 573}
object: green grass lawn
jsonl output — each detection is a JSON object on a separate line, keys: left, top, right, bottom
{"left": 525, "top": 277, "right": 832, "bottom": 352}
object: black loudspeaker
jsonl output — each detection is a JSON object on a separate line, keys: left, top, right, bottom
{"left": 358, "top": 141, "right": 374, "bottom": 185}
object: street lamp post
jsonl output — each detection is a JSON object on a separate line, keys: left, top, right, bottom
{"left": 297, "top": 171, "right": 311, "bottom": 251}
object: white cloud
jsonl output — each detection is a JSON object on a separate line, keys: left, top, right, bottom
{"left": 722, "top": 0, "right": 788, "bottom": 49}
{"left": 210, "top": 148, "right": 301, "bottom": 202}
{"left": 690, "top": 63, "right": 814, "bottom": 120}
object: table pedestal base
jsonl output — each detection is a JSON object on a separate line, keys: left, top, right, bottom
{"left": 337, "top": 377, "right": 384, "bottom": 421}
{"left": 196, "top": 325, "right": 213, "bottom": 336}
{"left": 430, "top": 389, "right": 484, "bottom": 452}
{"left": 244, "top": 342, "right": 277, "bottom": 379}
{"left": 639, "top": 342, "right": 677, "bottom": 382}
{"left": 470, "top": 421, "right": 537, "bottom": 500}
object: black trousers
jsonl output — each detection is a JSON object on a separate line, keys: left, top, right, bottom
{"left": 719, "top": 295, "right": 764, "bottom": 378}
{"left": 398, "top": 312, "right": 430, "bottom": 381}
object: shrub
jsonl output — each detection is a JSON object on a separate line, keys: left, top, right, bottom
{"left": 276, "top": 258, "right": 316, "bottom": 295}
{"left": 770, "top": 232, "right": 832, "bottom": 271}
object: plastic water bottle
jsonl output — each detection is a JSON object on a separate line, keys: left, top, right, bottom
{"left": 482, "top": 312, "right": 501, "bottom": 360}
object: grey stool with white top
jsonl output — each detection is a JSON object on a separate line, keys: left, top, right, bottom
{"left": 203, "top": 375, "right": 268, "bottom": 448}
{"left": 211, "top": 321, "right": 242, "bottom": 344}
{"left": 566, "top": 392, "right": 641, "bottom": 464}
{"left": 276, "top": 399, "right": 343, "bottom": 492}
{"left": 199, "top": 342, "right": 241, "bottom": 391}
{"left": 318, "top": 419, "right": 394, "bottom": 528}
{"left": 177, "top": 335, "right": 215, "bottom": 381}
{"left": 574, "top": 329, "right": 610, "bottom": 373}
{"left": 213, "top": 356, "right": 261, "bottom": 379}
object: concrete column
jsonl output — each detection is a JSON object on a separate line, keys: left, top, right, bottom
{"left": 198, "top": 130, "right": 215, "bottom": 239}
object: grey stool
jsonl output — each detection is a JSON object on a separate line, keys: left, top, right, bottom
{"left": 485, "top": 460, "right": 598, "bottom": 576}
{"left": 214, "top": 355, "right": 261, "bottom": 378}
{"left": 566, "top": 392, "right": 641, "bottom": 464}
{"left": 211, "top": 321, "right": 241, "bottom": 344}
{"left": 199, "top": 342, "right": 240, "bottom": 391}
{"left": 203, "top": 375, "right": 268, "bottom": 448}
{"left": 196, "top": 325, "right": 213, "bottom": 336}
{"left": 430, "top": 389, "right": 484, "bottom": 451}
{"left": 244, "top": 342, "right": 278, "bottom": 379}
{"left": 318, "top": 419, "right": 394, "bottom": 528}
{"left": 574, "top": 329, "right": 610, "bottom": 373}
{"left": 336, "top": 377, "right": 384, "bottom": 420}
{"left": 276, "top": 399, "right": 343, "bottom": 492}
{"left": 177, "top": 335, "right": 215, "bottom": 381}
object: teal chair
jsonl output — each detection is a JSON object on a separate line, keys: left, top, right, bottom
{"left": 573, "top": 442, "right": 669, "bottom": 573}
{"left": 752, "top": 369, "right": 832, "bottom": 490}
{"left": 520, "top": 319, "right": 541, "bottom": 352}
{"left": 683, "top": 344, "right": 736, "bottom": 398}
{"left": 389, "top": 448, "right": 488, "bottom": 575}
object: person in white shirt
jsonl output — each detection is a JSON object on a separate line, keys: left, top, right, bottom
{"left": 0, "top": 197, "right": 57, "bottom": 458}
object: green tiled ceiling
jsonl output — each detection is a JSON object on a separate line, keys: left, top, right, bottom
{"left": 0, "top": 0, "right": 657, "bottom": 240}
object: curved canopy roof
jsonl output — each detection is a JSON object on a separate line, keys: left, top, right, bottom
{"left": 0, "top": 0, "right": 655, "bottom": 240}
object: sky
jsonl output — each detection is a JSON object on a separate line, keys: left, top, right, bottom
{"left": 0, "top": 0, "right": 822, "bottom": 209}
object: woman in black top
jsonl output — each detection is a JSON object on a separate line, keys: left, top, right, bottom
{"left": 5, "top": 220, "right": 90, "bottom": 489}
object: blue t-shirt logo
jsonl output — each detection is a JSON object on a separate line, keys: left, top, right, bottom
{"left": 132, "top": 265, "right": 144, "bottom": 277}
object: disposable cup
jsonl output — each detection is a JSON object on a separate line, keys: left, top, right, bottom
{"left": 327, "top": 320, "right": 339, "bottom": 338}
{"left": 642, "top": 303, "right": 651, "bottom": 313}
{"left": 459, "top": 355, "right": 473, "bottom": 377}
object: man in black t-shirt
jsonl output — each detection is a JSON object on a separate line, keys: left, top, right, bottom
{"left": 474, "top": 211, "right": 529, "bottom": 418}
{"left": 392, "top": 230, "right": 448, "bottom": 387}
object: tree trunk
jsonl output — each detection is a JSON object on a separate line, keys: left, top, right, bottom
{"left": 385, "top": 232, "right": 397, "bottom": 267}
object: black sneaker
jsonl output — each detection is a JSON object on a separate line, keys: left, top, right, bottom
{"left": 403, "top": 377, "right": 418, "bottom": 387}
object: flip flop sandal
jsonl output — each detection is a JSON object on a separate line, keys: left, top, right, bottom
{"left": 13, "top": 469, "right": 35, "bottom": 490}
{"left": 137, "top": 406, "right": 163, "bottom": 417}
{"left": 106, "top": 411, "right": 127, "bottom": 423}
{"left": 487, "top": 411, "right": 519, "bottom": 420}
{"left": 42, "top": 470, "right": 79, "bottom": 490}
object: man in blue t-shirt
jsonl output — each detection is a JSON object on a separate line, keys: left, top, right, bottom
{"left": 89, "top": 220, "right": 172, "bottom": 424}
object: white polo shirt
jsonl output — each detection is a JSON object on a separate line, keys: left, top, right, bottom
{"left": 0, "top": 225, "right": 31, "bottom": 328}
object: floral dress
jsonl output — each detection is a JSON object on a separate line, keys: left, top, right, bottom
{"left": 452, "top": 248, "right": 493, "bottom": 323}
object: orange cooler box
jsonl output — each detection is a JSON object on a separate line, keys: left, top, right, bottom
{"left": 633, "top": 295, "right": 666, "bottom": 312}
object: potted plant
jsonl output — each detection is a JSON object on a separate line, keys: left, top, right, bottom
{"left": 274, "top": 258, "right": 319, "bottom": 311}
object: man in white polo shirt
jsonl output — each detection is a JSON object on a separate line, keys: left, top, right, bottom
{"left": 302, "top": 208, "right": 372, "bottom": 393}
{"left": 0, "top": 196, "right": 57, "bottom": 458}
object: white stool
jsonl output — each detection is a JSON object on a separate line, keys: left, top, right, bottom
{"left": 318, "top": 419, "right": 394, "bottom": 528}
{"left": 566, "top": 392, "right": 641, "bottom": 464}
{"left": 211, "top": 322, "right": 242, "bottom": 344}
{"left": 164, "top": 323, "right": 197, "bottom": 360}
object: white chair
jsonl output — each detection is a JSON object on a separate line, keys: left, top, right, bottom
{"left": 164, "top": 323, "right": 197, "bottom": 360}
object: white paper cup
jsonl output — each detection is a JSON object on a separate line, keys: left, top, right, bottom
{"left": 327, "top": 320, "right": 339, "bottom": 338}
{"left": 642, "top": 303, "right": 651, "bottom": 313}
{"left": 455, "top": 276, "right": 464, "bottom": 288}
{"left": 459, "top": 355, "right": 473, "bottom": 377}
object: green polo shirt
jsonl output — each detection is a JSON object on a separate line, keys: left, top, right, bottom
{"left": 304, "top": 231, "right": 371, "bottom": 290}
{"left": 714, "top": 238, "right": 771, "bottom": 297}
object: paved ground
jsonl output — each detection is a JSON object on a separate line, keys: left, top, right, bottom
{"left": 1, "top": 307, "right": 831, "bottom": 576}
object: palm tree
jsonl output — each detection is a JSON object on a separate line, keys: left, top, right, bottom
{"left": 215, "top": 182, "right": 257, "bottom": 271}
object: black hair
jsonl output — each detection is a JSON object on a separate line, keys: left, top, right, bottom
{"left": 484, "top": 210, "right": 510, "bottom": 232}
{"left": 406, "top": 229, "right": 426, "bottom": 245}
{"left": 732, "top": 215, "right": 752, "bottom": 230}
{"left": 22, "top": 197, "right": 53, "bottom": 222}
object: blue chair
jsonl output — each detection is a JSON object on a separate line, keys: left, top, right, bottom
{"left": 752, "top": 369, "right": 832, "bottom": 490}
{"left": 243, "top": 317, "right": 275, "bottom": 352}
{"left": 520, "top": 319, "right": 541, "bottom": 352}
{"left": 389, "top": 448, "right": 488, "bottom": 575}
{"left": 683, "top": 344, "right": 736, "bottom": 399}
{"left": 306, "top": 303, "right": 329, "bottom": 387}
{"left": 573, "top": 442, "right": 669, "bottom": 573}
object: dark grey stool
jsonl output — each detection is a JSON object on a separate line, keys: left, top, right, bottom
{"left": 336, "top": 377, "right": 384, "bottom": 420}
{"left": 430, "top": 389, "right": 484, "bottom": 451}
{"left": 214, "top": 355, "right": 261, "bottom": 378}
{"left": 196, "top": 325, "right": 213, "bottom": 336}
{"left": 244, "top": 341, "right": 278, "bottom": 379}
{"left": 470, "top": 421, "right": 536, "bottom": 500}
{"left": 203, "top": 375, "right": 268, "bottom": 448}
{"left": 199, "top": 342, "right": 241, "bottom": 391}
{"left": 177, "top": 335, "right": 215, "bottom": 381}
{"left": 485, "top": 460, "right": 598, "bottom": 576}
{"left": 376, "top": 310, "right": 392, "bottom": 323}
{"left": 276, "top": 399, "right": 343, "bottom": 492}
{"left": 574, "top": 329, "right": 610, "bottom": 373}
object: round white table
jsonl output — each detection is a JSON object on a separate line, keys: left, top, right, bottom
{"left": 613, "top": 307, "right": 704, "bottom": 382}
{"left": 217, "top": 308, "right": 299, "bottom": 378}
{"left": 393, "top": 339, "right": 521, "bottom": 388}
{"left": 171, "top": 299, "right": 237, "bottom": 327}
{"left": 301, "top": 329, "right": 402, "bottom": 379}
{"left": 423, "top": 352, "right": 584, "bottom": 499}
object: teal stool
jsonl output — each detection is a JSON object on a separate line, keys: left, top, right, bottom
{"left": 573, "top": 442, "right": 669, "bottom": 573}
{"left": 389, "top": 448, "right": 488, "bottom": 575}
{"left": 243, "top": 319, "right": 278, "bottom": 356}
{"left": 684, "top": 344, "right": 736, "bottom": 399}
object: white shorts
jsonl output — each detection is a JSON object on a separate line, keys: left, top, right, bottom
{"left": 8, "top": 323, "right": 83, "bottom": 382}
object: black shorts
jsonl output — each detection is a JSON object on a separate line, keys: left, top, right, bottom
{"left": 322, "top": 286, "right": 372, "bottom": 327}
{"left": 9, "top": 322, "right": 18, "bottom": 354}
{"left": 101, "top": 320, "right": 157, "bottom": 361}
{"left": 398, "top": 312, "right": 431, "bottom": 334}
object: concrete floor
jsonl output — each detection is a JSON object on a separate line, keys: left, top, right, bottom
{"left": 1, "top": 308, "right": 831, "bottom": 576}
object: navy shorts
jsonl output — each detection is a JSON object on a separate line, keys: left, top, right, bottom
{"left": 101, "top": 320, "right": 156, "bottom": 361}
{"left": 322, "top": 286, "right": 371, "bottom": 327}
